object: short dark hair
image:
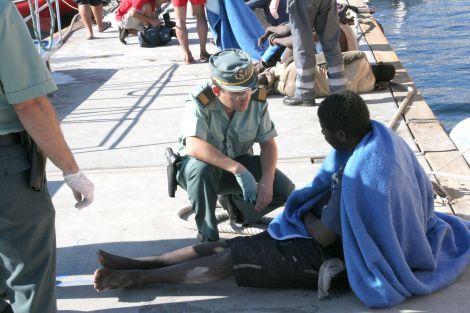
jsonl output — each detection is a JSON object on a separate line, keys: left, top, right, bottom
{"left": 317, "top": 91, "right": 371, "bottom": 138}
{"left": 371, "top": 63, "right": 395, "bottom": 82}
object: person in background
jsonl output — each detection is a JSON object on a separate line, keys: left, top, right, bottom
{"left": 172, "top": 0, "right": 211, "bottom": 64}
{"left": 74, "top": 0, "right": 111, "bottom": 40}
{"left": 0, "top": 1, "right": 94, "bottom": 312}
{"left": 270, "top": 0, "right": 347, "bottom": 106}
{"left": 259, "top": 51, "right": 395, "bottom": 98}
{"left": 116, "top": 0, "right": 166, "bottom": 44}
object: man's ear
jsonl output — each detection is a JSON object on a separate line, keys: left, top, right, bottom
{"left": 336, "top": 129, "right": 347, "bottom": 142}
{"left": 212, "top": 85, "right": 221, "bottom": 96}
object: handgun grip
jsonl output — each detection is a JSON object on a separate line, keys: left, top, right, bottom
{"left": 165, "top": 147, "right": 180, "bottom": 198}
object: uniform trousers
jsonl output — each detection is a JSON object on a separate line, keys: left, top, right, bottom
{"left": 176, "top": 154, "right": 294, "bottom": 241}
{"left": 0, "top": 144, "right": 57, "bottom": 313}
{"left": 289, "top": 0, "right": 346, "bottom": 100}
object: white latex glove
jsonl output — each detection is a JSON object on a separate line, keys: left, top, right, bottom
{"left": 63, "top": 170, "right": 94, "bottom": 209}
{"left": 269, "top": 0, "right": 280, "bottom": 19}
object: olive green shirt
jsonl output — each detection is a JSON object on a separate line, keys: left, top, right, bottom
{"left": 0, "top": 0, "right": 57, "bottom": 135}
{"left": 178, "top": 82, "right": 277, "bottom": 158}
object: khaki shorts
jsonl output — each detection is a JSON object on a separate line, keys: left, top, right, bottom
{"left": 119, "top": 4, "right": 151, "bottom": 31}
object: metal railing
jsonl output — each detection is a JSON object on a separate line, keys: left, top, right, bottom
{"left": 13, "top": 0, "right": 63, "bottom": 60}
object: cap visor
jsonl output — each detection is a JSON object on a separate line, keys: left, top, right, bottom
{"left": 218, "top": 75, "right": 258, "bottom": 92}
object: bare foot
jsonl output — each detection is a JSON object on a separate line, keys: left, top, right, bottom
{"left": 93, "top": 268, "right": 138, "bottom": 291}
{"left": 97, "top": 249, "right": 139, "bottom": 270}
{"left": 184, "top": 56, "right": 195, "bottom": 65}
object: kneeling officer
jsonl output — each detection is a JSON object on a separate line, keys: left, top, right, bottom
{"left": 173, "top": 48, "right": 294, "bottom": 242}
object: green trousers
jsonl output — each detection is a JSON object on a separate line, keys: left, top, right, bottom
{"left": 176, "top": 155, "right": 295, "bottom": 241}
{"left": 0, "top": 144, "right": 57, "bottom": 313}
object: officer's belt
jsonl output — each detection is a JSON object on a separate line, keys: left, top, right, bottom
{"left": 0, "top": 132, "right": 22, "bottom": 146}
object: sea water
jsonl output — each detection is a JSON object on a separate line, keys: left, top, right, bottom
{"left": 370, "top": 0, "right": 470, "bottom": 132}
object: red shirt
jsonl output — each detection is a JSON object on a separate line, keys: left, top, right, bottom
{"left": 115, "top": 0, "right": 156, "bottom": 21}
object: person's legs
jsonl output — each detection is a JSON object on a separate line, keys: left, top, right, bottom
{"left": 191, "top": 3, "right": 210, "bottom": 61}
{"left": 94, "top": 249, "right": 233, "bottom": 290}
{"left": 97, "top": 241, "right": 227, "bottom": 270}
{"left": 90, "top": 2, "right": 110, "bottom": 32}
{"left": 315, "top": 0, "right": 346, "bottom": 93}
{"left": 173, "top": 2, "right": 194, "bottom": 64}
{"left": 283, "top": 0, "right": 317, "bottom": 106}
{"left": 78, "top": 4, "right": 94, "bottom": 39}
{"left": 0, "top": 165, "right": 57, "bottom": 313}
{"left": 177, "top": 157, "right": 223, "bottom": 241}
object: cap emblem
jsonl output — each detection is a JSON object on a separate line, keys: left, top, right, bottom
{"left": 234, "top": 67, "right": 248, "bottom": 81}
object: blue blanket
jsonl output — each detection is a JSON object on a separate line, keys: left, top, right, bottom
{"left": 268, "top": 120, "right": 470, "bottom": 307}
{"left": 206, "top": 0, "right": 267, "bottom": 60}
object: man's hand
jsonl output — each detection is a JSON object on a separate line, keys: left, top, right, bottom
{"left": 255, "top": 175, "right": 274, "bottom": 211}
{"left": 235, "top": 169, "right": 257, "bottom": 204}
{"left": 64, "top": 171, "right": 94, "bottom": 209}
{"left": 268, "top": 33, "right": 278, "bottom": 46}
{"left": 258, "top": 31, "right": 271, "bottom": 48}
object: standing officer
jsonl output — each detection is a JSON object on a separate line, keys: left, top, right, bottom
{"left": 174, "top": 48, "right": 294, "bottom": 242}
{"left": 0, "top": 1, "right": 94, "bottom": 312}
{"left": 270, "top": 0, "right": 347, "bottom": 106}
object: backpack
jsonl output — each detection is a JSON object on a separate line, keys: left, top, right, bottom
{"left": 138, "top": 25, "right": 172, "bottom": 48}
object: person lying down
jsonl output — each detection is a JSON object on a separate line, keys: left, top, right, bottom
{"left": 93, "top": 91, "right": 470, "bottom": 308}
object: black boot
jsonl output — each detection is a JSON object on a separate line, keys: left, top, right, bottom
{"left": 283, "top": 95, "right": 316, "bottom": 106}
{"left": 218, "top": 195, "right": 248, "bottom": 227}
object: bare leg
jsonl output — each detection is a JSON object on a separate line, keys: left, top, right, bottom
{"left": 174, "top": 5, "right": 194, "bottom": 64}
{"left": 191, "top": 4, "right": 209, "bottom": 60}
{"left": 91, "top": 4, "right": 110, "bottom": 32}
{"left": 94, "top": 250, "right": 233, "bottom": 291}
{"left": 78, "top": 4, "right": 94, "bottom": 39}
{"left": 97, "top": 241, "right": 226, "bottom": 270}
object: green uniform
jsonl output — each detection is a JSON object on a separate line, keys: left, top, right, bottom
{"left": 177, "top": 82, "right": 294, "bottom": 241}
{"left": 0, "top": 0, "right": 58, "bottom": 312}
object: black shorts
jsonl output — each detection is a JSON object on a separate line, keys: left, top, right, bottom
{"left": 73, "top": 0, "right": 102, "bottom": 6}
{"left": 225, "top": 231, "right": 343, "bottom": 289}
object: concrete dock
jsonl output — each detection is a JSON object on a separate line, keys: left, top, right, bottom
{"left": 43, "top": 0, "right": 470, "bottom": 311}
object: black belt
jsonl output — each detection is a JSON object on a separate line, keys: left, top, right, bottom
{"left": 0, "top": 132, "right": 22, "bottom": 146}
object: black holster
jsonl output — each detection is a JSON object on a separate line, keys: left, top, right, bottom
{"left": 165, "top": 147, "right": 180, "bottom": 198}
{"left": 23, "top": 133, "right": 47, "bottom": 191}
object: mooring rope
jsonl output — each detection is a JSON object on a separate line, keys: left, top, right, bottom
{"left": 176, "top": 205, "right": 273, "bottom": 235}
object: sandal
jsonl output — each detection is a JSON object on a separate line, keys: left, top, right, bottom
{"left": 98, "top": 21, "right": 112, "bottom": 32}
{"left": 199, "top": 52, "right": 212, "bottom": 63}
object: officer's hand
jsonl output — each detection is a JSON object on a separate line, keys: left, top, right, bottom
{"left": 235, "top": 169, "right": 257, "bottom": 204}
{"left": 255, "top": 176, "right": 273, "bottom": 212}
{"left": 63, "top": 171, "right": 94, "bottom": 209}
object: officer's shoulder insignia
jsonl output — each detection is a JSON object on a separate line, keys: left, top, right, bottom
{"left": 253, "top": 87, "right": 268, "bottom": 102}
{"left": 196, "top": 86, "right": 215, "bottom": 106}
